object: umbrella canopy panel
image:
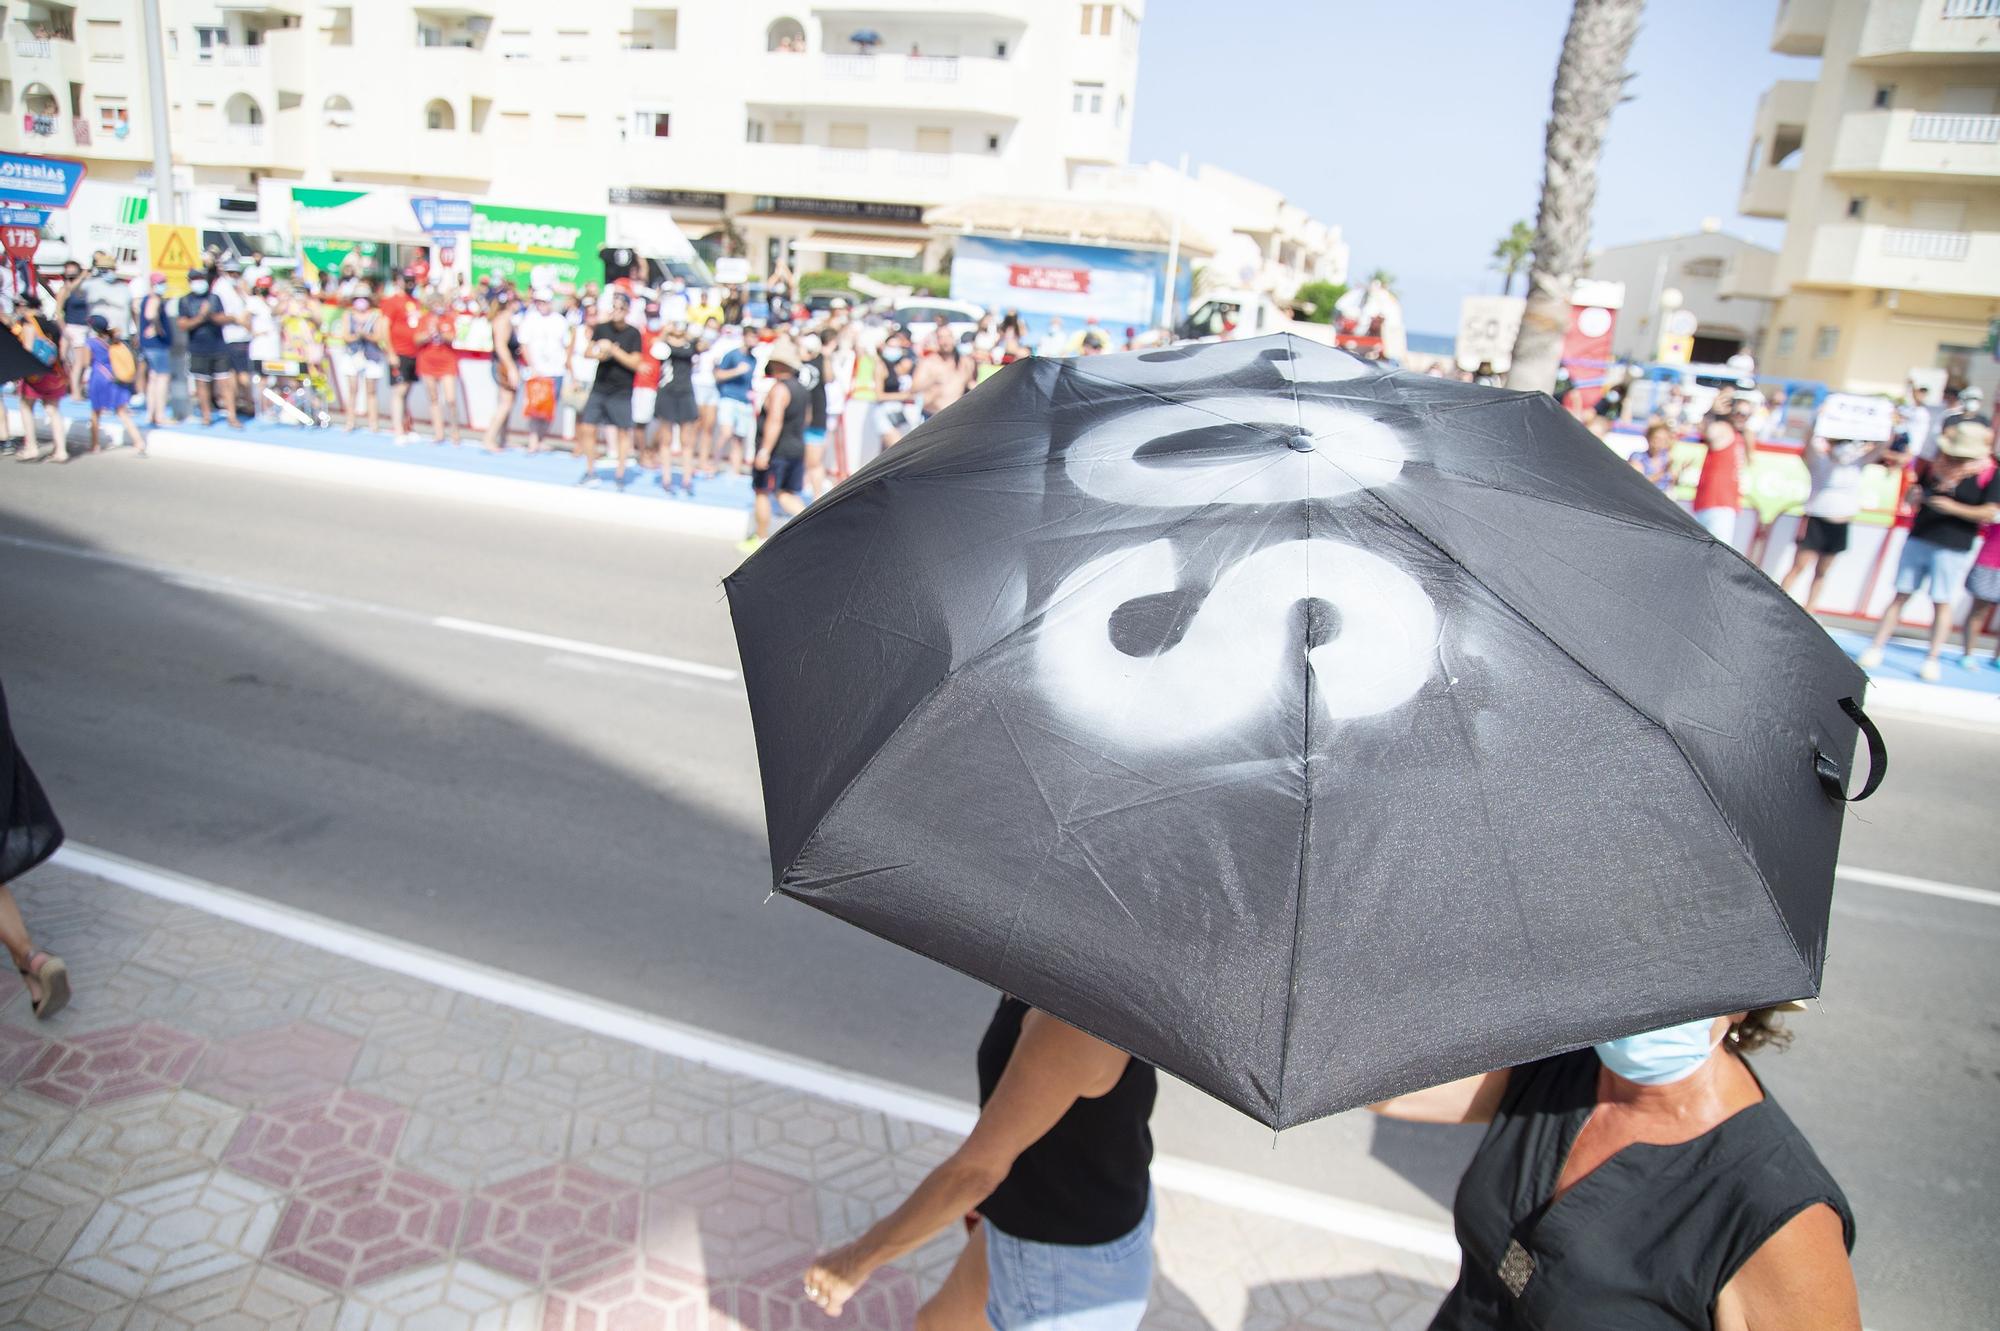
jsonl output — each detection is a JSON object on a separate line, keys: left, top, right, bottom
{"left": 725, "top": 336, "right": 1867, "bottom": 1130}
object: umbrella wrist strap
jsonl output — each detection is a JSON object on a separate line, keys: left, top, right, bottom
{"left": 1816, "top": 697, "right": 1886, "bottom": 803}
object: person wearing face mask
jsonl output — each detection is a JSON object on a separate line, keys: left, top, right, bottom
{"left": 1370, "top": 1009, "right": 1857, "bottom": 1329}
{"left": 55, "top": 260, "right": 91, "bottom": 395}
{"left": 871, "top": 331, "right": 916, "bottom": 449}
{"left": 176, "top": 267, "right": 236, "bottom": 428}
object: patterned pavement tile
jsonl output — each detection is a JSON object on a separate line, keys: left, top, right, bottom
{"left": 397, "top": 1082, "right": 571, "bottom": 1190}
{"left": 717, "top": 1258, "right": 920, "bottom": 1331}
{"left": 331, "top": 1259, "right": 540, "bottom": 1331}
{"left": 0, "top": 1025, "right": 51, "bottom": 1084}
{"left": 123, "top": 1262, "right": 341, "bottom": 1331}
{"left": 20, "top": 1022, "right": 206, "bottom": 1108}
{"left": 224, "top": 1088, "right": 407, "bottom": 1190}
{"left": 0, "top": 964, "right": 209, "bottom": 1038}
{"left": 1238, "top": 1271, "right": 1450, "bottom": 1331}
{"left": 303, "top": 974, "right": 460, "bottom": 1042}
{"left": 37, "top": 1090, "right": 242, "bottom": 1195}
{"left": 0, "top": 1088, "right": 72, "bottom": 1173}
{"left": 540, "top": 1252, "right": 708, "bottom": 1331}
{"left": 150, "top": 966, "right": 323, "bottom": 1042}
{"left": 0, "top": 1268, "right": 133, "bottom": 1330}
{"left": 808, "top": 1121, "right": 957, "bottom": 1247}
{"left": 461, "top": 1161, "right": 641, "bottom": 1285}
{"left": 65, "top": 1166, "right": 284, "bottom": 1298}
{"left": 347, "top": 1012, "right": 512, "bottom": 1108}
{"left": 0, "top": 1169, "right": 101, "bottom": 1282}
{"left": 267, "top": 1164, "right": 464, "bottom": 1289}
{"left": 729, "top": 1088, "right": 892, "bottom": 1183}
{"left": 499, "top": 1025, "right": 669, "bottom": 1114}
{"left": 131, "top": 913, "right": 278, "bottom": 977}
{"left": 566, "top": 1071, "right": 733, "bottom": 1187}
{"left": 192, "top": 1021, "right": 362, "bottom": 1106}
{"left": 644, "top": 1162, "right": 819, "bottom": 1283}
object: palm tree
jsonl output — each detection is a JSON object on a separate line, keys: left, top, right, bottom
{"left": 1506, "top": 0, "right": 1645, "bottom": 394}
{"left": 1366, "top": 267, "right": 1397, "bottom": 294}
{"left": 1491, "top": 221, "right": 1534, "bottom": 296}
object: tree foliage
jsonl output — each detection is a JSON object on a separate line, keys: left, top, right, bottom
{"left": 1292, "top": 281, "right": 1349, "bottom": 324}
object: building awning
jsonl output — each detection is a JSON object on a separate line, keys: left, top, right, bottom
{"left": 925, "top": 197, "right": 1217, "bottom": 254}
{"left": 799, "top": 232, "right": 923, "bottom": 259}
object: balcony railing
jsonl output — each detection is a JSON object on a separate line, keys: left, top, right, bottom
{"left": 222, "top": 122, "right": 266, "bottom": 146}
{"left": 823, "top": 53, "right": 967, "bottom": 82}
{"left": 20, "top": 113, "right": 59, "bottom": 137}
{"left": 1942, "top": 0, "right": 2000, "bottom": 18}
{"left": 1910, "top": 112, "right": 2000, "bottom": 143}
{"left": 905, "top": 55, "right": 959, "bottom": 82}
{"left": 1880, "top": 227, "right": 1970, "bottom": 260}
{"left": 821, "top": 146, "right": 869, "bottom": 171}
{"left": 13, "top": 36, "right": 55, "bottom": 57}
{"left": 898, "top": 149, "right": 950, "bottom": 174}
{"left": 824, "top": 53, "right": 876, "bottom": 79}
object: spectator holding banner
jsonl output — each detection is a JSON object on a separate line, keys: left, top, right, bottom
{"left": 1781, "top": 394, "right": 1895, "bottom": 616}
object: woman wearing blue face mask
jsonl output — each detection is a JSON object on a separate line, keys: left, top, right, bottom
{"left": 1372, "top": 1008, "right": 1857, "bottom": 1330}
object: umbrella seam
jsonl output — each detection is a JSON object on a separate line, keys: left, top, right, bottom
{"left": 1054, "top": 356, "right": 1309, "bottom": 446}
{"left": 1406, "top": 463, "right": 1712, "bottom": 543}
{"left": 1359, "top": 483, "right": 1818, "bottom": 991}
{"left": 1273, "top": 330, "right": 1313, "bottom": 1129}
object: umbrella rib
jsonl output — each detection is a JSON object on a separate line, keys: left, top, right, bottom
{"left": 1271, "top": 329, "right": 1313, "bottom": 1130}
{"left": 1358, "top": 483, "right": 1819, "bottom": 992}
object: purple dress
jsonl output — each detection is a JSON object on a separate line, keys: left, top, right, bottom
{"left": 86, "top": 338, "right": 133, "bottom": 413}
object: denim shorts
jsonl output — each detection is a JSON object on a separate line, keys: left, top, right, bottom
{"left": 1894, "top": 535, "right": 1975, "bottom": 603}
{"left": 984, "top": 1191, "right": 1154, "bottom": 1331}
{"left": 141, "top": 346, "right": 172, "bottom": 375}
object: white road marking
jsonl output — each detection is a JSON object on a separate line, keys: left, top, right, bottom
{"left": 1836, "top": 866, "right": 2000, "bottom": 909}
{"left": 0, "top": 532, "right": 736, "bottom": 684}
{"left": 433, "top": 616, "right": 737, "bottom": 681}
{"left": 50, "top": 842, "right": 1460, "bottom": 1264}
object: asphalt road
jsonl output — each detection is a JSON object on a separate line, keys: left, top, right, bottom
{"left": 2, "top": 454, "right": 1995, "bottom": 1329}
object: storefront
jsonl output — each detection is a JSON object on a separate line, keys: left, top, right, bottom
{"left": 737, "top": 195, "right": 931, "bottom": 277}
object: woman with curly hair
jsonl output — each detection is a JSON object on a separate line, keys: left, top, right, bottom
{"left": 1373, "top": 1009, "right": 1857, "bottom": 1329}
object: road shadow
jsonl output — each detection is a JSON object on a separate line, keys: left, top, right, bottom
{"left": 1366, "top": 1115, "right": 1481, "bottom": 1210}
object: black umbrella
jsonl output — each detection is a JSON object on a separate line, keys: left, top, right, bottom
{"left": 724, "top": 335, "right": 1883, "bottom": 1130}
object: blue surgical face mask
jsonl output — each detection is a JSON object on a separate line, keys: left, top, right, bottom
{"left": 881, "top": 348, "right": 904, "bottom": 364}
{"left": 1593, "top": 1017, "right": 1723, "bottom": 1086}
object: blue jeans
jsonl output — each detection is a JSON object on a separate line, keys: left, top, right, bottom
{"left": 984, "top": 1191, "right": 1154, "bottom": 1331}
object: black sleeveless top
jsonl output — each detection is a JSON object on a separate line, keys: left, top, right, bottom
{"left": 1432, "top": 1050, "right": 1854, "bottom": 1330}
{"left": 974, "top": 997, "right": 1156, "bottom": 1245}
{"left": 760, "top": 374, "right": 810, "bottom": 460}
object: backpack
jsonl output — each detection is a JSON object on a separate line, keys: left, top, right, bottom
{"left": 106, "top": 339, "right": 137, "bottom": 386}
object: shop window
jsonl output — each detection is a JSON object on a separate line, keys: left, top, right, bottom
{"left": 1813, "top": 326, "right": 1839, "bottom": 359}
{"left": 1774, "top": 327, "right": 1796, "bottom": 357}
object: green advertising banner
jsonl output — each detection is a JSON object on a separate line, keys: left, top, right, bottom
{"left": 469, "top": 203, "right": 605, "bottom": 288}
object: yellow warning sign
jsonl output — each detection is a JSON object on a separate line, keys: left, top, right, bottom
{"left": 147, "top": 224, "right": 201, "bottom": 296}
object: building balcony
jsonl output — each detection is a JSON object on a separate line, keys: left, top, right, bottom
{"left": 411, "top": 43, "right": 497, "bottom": 100}
{"left": 1719, "top": 247, "right": 1783, "bottom": 301}
{"left": 731, "top": 142, "right": 1004, "bottom": 204}
{"left": 1771, "top": 0, "right": 1831, "bottom": 55}
{"left": 759, "top": 51, "right": 1023, "bottom": 114}
{"left": 7, "top": 31, "right": 86, "bottom": 86}
{"left": 1802, "top": 222, "right": 2000, "bottom": 297}
{"left": 1739, "top": 163, "right": 1797, "bottom": 219}
{"left": 0, "top": 109, "right": 91, "bottom": 156}
{"left": 1857, "top": 0, "right": 2000, "bottom": 64}
{"left": 187, "top": 120, "right": 276, "bottom": 168}
{"left": 1831, "top": 107, "right": 2000, "bottom": 178}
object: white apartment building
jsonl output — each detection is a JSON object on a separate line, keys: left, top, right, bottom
{"left": 0, "top": 0, "right": 1146, "bottom": 275}
{"left": 1585, "top": 227, "right": 1777, "bottom": 364}
{"left": 1731, "top": 0, "right": 2000, "bottom": 396}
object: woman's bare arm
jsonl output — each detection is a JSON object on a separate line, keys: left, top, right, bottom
{"left": 803, "top": 1011, "right": 1127, "bottom": 1314}
{"left": 1370, "top": 1070, "right": 1511, "bottom": 1125}
{"left": 1713, "top": 1204, "right": 1859, "bottom": 1331}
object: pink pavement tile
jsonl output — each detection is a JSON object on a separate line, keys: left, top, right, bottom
{"left": 540, "top": 1252, "right": 709, "bottom": 1331}
{"left": 20, "top": 1021, "right": 206, "bottom": 1107}
{"left": 224, "top": 1087, "right": 408, "bottom": 1189}
{"left": 644, "top": 1162, "right": 819, "bottom": 1284}
{"left": 716, "top": 1259, "right": 921, "bottom": 1331}
{"left": 462, "top": 1161, "right": 641, "bottom": 1285}
{"left": 0, "top": 1024, "right": 50, "bottom": 1084}
{"left": 191, "top": 1020, "right": 362, "bottom": 1106}
{"left": 266, "top": 1163, "right": 464, "bottom": 1289}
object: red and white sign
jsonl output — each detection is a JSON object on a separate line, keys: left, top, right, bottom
{"left": 1008, "top": 264, "right": 1090, "bottom": 295}
{"left": 1, "top": 226, "right": 40, "bottom": 261}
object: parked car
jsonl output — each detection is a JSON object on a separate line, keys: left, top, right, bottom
{"left": 890, "top": 297, "right": 984, "bottom": 350}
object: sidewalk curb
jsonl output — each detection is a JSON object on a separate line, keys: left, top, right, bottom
{"left": 1861, "top": 676, "right": 2000, "bottom": 726}
{"left": 50, "top": 842, "right": 1463, "bottom": 1266}
{"left": 145, "top": 430, "right": 748, "bottom": 543}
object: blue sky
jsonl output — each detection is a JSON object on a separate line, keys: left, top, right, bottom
{"left": 1128, "top": 0, "right": 1817, "bottom": 332}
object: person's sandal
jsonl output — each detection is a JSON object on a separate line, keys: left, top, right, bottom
{"left": 19, "top": 952, "right": 70, "bottom": 1020}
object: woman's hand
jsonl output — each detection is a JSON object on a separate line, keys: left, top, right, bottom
{"left": 802, "top": 1243, "right": 872, "bottom": 1317}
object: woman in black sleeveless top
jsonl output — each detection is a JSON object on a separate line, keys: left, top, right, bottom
{"left": 803, "top": 996, "right": 1157, "bottom": 1330}
{"left": 1374, "top": 1008, "right": 1858, "bottom": 1329}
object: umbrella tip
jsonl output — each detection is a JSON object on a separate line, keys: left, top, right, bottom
{"left": 1288, "top": 433, "right": 1316, "bottom": 453}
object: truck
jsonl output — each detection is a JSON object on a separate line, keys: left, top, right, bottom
{"left": 1177, "top": 288, "right": 1337, "bottom": 347}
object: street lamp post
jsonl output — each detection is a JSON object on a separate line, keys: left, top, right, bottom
{"left": 141, "top": 0, "right": 191, "bottom": 421}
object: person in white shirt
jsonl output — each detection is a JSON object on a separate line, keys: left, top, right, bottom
{"left": 514, "top": 286, "right": 573, "bottom": 452}
{"left": 1036, "top": 317, "right": 1068, "bottom": 359}
{"left": 246, "top": 277, "right": 281, "bottom": 420}
{"left": 213, "top": 260, "right": 254, "bottom": 428}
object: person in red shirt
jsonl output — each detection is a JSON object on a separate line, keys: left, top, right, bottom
{"left": 1691, "top": 397, "right": 1752, "bottom": 549}
{"left": 413, "top": 291, "right": 462, "bottom": 446}
{"left": 632, "top": 306, "right": 664, "bottom": 469}
{"left": 379, "top": 271, "right": 423, "bottom": 442}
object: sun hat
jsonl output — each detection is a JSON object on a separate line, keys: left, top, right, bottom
{"left": 1937, "top": 421, "right": 1994, "bottom": 460}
